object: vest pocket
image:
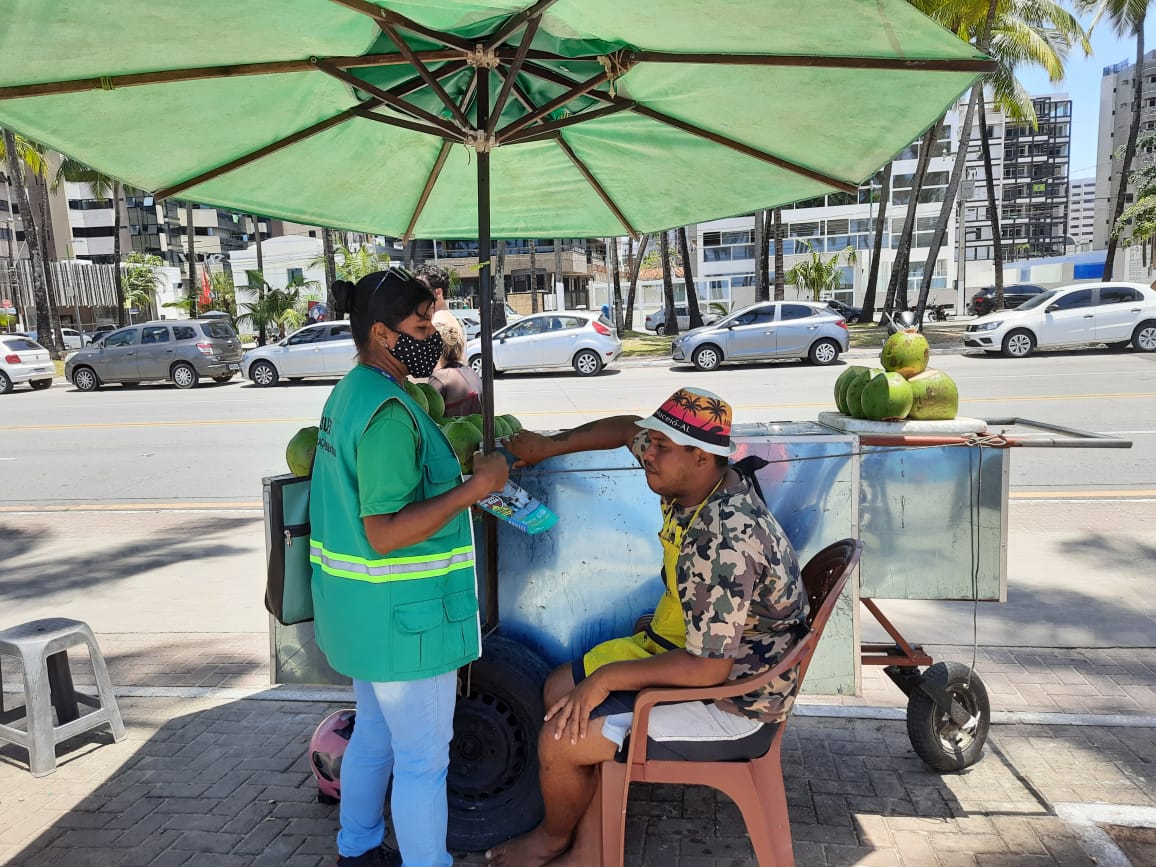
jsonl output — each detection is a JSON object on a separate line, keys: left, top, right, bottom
{"left": 443, "top": 589, "right": 479, "bottom": 662}
{"left": 393, "top": 599, "right": 447, "bottom": 672}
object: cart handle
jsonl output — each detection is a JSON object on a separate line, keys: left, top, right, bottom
{"left": 982, "top": 417, "right": 1133, "bottom": 449}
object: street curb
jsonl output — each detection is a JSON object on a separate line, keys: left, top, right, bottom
{"left": 616, "top": 345, "right": 968, "bottom": 367}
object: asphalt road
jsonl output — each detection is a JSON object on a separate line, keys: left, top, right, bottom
{"left": 0, "top": 346, "right": 1153, "bottom": 506}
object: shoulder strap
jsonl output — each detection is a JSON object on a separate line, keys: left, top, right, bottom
{"left": 731, "top": 455, "right": 770, "bottom": 506}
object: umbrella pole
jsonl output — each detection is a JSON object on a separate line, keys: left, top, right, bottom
{"left": 476, "top": 67, "right": 500, "bottom": 633}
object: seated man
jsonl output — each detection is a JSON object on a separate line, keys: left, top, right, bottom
{"left": 489, "top": 387, "right": 808, "bottom": 867}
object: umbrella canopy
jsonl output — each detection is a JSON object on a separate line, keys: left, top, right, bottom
{"left": 0, "top": 0, "right": 992, "bottom": 240}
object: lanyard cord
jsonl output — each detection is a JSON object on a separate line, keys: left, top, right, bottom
{"left": 662, "top": 470, "right": 728, "bottom": 541}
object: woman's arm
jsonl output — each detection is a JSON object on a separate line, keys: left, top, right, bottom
{"left": 506, "top": 415, "right": 642, "bottom": 467}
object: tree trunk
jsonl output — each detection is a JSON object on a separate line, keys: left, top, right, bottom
{"left": 185, "top": 203, "right": 198, "bottom": 319}
{"left": 3, "top": 128, "right": 61, "bottom": 356}
{"left": 252, "top": 214, "right": 266, "bottom": 343}
{"left": 31, "top": 172, "right": 64, "bottom": 347}
{"left": 915, "top": 88, "right": 979, "bottom": 324}
{"left": 553, "top": 238, "right": 563, "bottom": 316}
{"left": 493, "top": 239, "right": 506, "bottom": 318}
{"left": 861, "top": 161, "right": 891, "bottom": 324}
{"left": 322, "top": 227, "right": 337, "bottom": 317}
{"left": 885, "top": 120, "right": 940, "bottom": 313}
{"left": 112, "top": 181, "right": 127, "bottom": 327}
{"left": 754, "top": 209, "right": 770, "bottom": 303}
{"left": 1104, "top": 15, "right": 1146, "bottom": 279}
{"left": 610, "top": 236, "right": 623, "bottom": 332}
{"left": 773, "top": 209, "right": 785, "bottom": 301}
{"left": 660, "top": 231, "right": 679, "bottom": 337}
{"left": 625, "top": 233, "right": 649, "bottom": 330}
{"left": 528, "top": 240, "right": 538, "bottom": 313}
{"left": 678, "top": 227, "right": 703, "bottom": 328}
{"left": 405, "top": 239, "right": 416, "bottom": 270}
{"left": 978, "top": 99, "right": 1006, "bottom": 311}
{"left": 492, "top": 239, "right": 507, "bottom": 329}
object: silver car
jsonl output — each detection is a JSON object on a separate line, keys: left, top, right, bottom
{"left": 671, "top": 301, "right": 849, "bottom": 370}
{"left": 466, "top": 310, "right": 621, "bottom": 376}
{"left": 241, "top": 321, "right": 354, "bottom": 386}
{"left": 65, "top": 319, "right": 243, "bottom": 390}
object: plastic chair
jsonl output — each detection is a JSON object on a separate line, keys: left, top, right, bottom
{"left": 598, "top": 538, "right": 863, "bottom": 867}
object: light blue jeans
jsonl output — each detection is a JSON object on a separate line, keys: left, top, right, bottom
{"left": 337, "top": 672, "right": 457, "bottom": 865}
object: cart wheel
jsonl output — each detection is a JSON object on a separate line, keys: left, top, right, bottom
{"left": 906, "top": 661, "right": 990, "bottom": 772}
{"left": 447, "top": 635, "right": 550, "bottom": 852}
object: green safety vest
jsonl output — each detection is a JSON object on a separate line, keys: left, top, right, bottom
{"left": 309, "top": 364, "right": 479, "bottom": 682}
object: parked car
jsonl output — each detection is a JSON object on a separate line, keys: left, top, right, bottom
{"left": 85, "top": 325, "right": 116, "bottom": 345}
{"left": 450, "top": 304, "right": 522, "bottom": 341}
{"left": 825, "top": 299, "right": 863, "bottom": 324}
{"left": 466, "top": 310, "right": 621, "bottom": 377}
{"left": 671, "top": 301, "right": 849, "bottom": 370}
{"left": 963, "top": 282, "right": 1156, "bottom": 358}
{"left": 969, "top": 283, "right": 1047, "bottom": 316}
{"left": 644, "top": 305, "right": 718, "bottom": 335}
{"left": 241, "top": 321, "right": 354, "bottom": 386}
{"left": 65, "top": 319, "right": 243, "bottom": 390}
{"left": 60, "top": 327, "right": 90, "bottom": 350}
{"left": 0, "top": 334, "right": 55, "bottom": 394}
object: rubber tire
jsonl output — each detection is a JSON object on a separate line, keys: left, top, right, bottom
{"left": 447, "top": 635, "right": 550, "bottom": 853}
{"left": 1001, "top": 329, "right": 1035, "bottom": 358}
{"left": 469, "top": 356, "right": 483, "bottom": 378}
{"left": 654, "top": 323, "right": 666, "bottom": 336}
{"left": 72, "top": 366, "right": 100, "bottom": 392}
{"left": 1133, "top": 320, "right": 1156, "bottom": 352}
{"left": 251, "top": 360, "right": 280, "bottom": 387}
{"left": 906, "top": 662, "right": 991, "bottom": 772}
{"left": 0, "top": 370, "right": 12, "bottom": 394}
{"left": 808, "top": 338, "right": 840, "bottom": 366}
{"left": 171, "top": 361, "right": 199, "bottom": 389}
{"left": 692, "top": 344, "right": 722, "bottom": 371}
{"left": 573, "top": 349, "right": 602, "bottom": 376}
{"left": 29, "top": 379, "right": 53, "bottom": 390}
{"left": 212, "top": 374, "right": 234, "bottom": 383}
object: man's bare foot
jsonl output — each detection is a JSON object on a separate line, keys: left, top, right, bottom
{"left": 485, "top": 825, "right": 569, "bottom": 867}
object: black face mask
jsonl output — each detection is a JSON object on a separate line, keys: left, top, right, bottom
{"left": 390, "top": 331, "right": 443, "bottom": 378}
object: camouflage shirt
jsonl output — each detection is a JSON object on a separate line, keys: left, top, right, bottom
{"left": 631, "top": 431, "right": 809, "bottom": 723}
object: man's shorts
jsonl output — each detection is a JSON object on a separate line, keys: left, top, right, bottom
{"left": 570, "top": 658, "right": 777, "bottom": 762}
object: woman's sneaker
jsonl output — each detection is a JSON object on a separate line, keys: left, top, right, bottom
{"left": 335, "top": 845, "right": 401, "bottom": 867}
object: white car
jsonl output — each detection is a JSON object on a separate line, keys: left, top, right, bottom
{"left": 241, "top": 321, "right": 354, "bottom": 386}
{"left": 466, "top": 310, "right": 621, "bottom": 377}
{"left": 60, "top": 327, "right": 90, "bottom": 350}
{"left": 0, "top": 334, "right": 55, "bottom": 393}
{"left": 449, "top": 304, "right": 523, "bottom": 341}
{"left": 963, "top": 282, "right": 1156, "bottom": 358}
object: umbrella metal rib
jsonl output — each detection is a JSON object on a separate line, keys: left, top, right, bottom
{"left": 484, "top": 14, "right": 540, "bottom": 138}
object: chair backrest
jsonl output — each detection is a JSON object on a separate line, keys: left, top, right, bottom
{"left": 795, "top": 538, "right": 863, "bottom": 685}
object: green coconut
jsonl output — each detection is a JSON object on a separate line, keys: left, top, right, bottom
{"left": 844, "top": 367, "right": 883, "bottom": 419}
{"left": 442, "top": 417, "right": 483, "bottom": 473}
{"left": 415, "top": 381, "right": 445, "bottom": 422}
{"left": 907, "top": 369, "right": 960, "bottom": 420}
{"left": 494, "top": 415, "right": 513, "bottom": 439}
{"left": 834, "top": 366, "right": 867, "bottom": 415}
{"left": 286, "top": 426, "right": 319, "bottom": 477}
{"left": 403, "top": 380, "right": 429, "bottom": 414}
{"left": 860, "top": 372, "right": 914, "bottom": 421}
{"left": 881, "top": 330, "right": 930, "bottom": 379}
{"left": 498, "top": 413, "right": 523, "bottom": 435}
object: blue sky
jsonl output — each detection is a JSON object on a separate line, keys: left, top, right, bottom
{"left": 1016, "top": 15, "right": 1156, "bottom": 179}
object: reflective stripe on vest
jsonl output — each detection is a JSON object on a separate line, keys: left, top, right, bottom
{"left": 309, "top": 541, "right": 474, "bottom": 583}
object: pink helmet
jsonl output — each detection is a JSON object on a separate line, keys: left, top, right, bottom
{"left": 310, "top": 709, "right": 356, "bottom": 801}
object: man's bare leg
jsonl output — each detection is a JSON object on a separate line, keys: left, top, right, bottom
{"left": 485, "top": 708, "right": 617, "bottom": 866}
{"left": 545, "top": 770, "right": 604, "bottom": 867}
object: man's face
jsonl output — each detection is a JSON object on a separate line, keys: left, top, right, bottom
{"left": 640, "top": 429, "right": 703, "bottom": 499}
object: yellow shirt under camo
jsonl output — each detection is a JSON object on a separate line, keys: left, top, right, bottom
{"left": 630, "top": 431, "right": 809, "bottom": 723}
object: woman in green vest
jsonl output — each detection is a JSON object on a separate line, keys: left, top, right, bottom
{"left": 311, "top": 269, "right": 510, "bottom": 867}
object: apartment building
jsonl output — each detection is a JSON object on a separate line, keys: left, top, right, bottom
{"left": 1096, "top": 51, "right": 1156, "bottom": 251}
{"left": 1068, "top": 178, "right": 1096, "bottom": 248}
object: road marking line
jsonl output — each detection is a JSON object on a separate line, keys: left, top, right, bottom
{"left": 1010, "top": 490, "right": 1156, "bottom": 500}
{"left": 0, "top": 502, "right": 263, "bottom": 513}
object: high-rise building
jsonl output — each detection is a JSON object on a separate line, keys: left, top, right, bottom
{"left": 1095, "top": 51, "right": 1156, "bottom": 250}
{"left": 1068, "top": 178, "right": 1096, "bottom": 248}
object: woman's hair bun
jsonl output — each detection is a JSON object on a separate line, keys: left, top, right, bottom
{"left": 331, "top": 279, "right": 356, "bottom": 317}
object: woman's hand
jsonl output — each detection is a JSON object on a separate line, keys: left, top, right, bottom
{"left": 470, "top": 451, "right": 510, "bottom": 496}
{"left": 506, "top": 430, "right": 557, "bottom": 468}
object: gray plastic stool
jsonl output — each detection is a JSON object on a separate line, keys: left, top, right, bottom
{"left": 0, "top": 618, "right": 125, "bottom": 776}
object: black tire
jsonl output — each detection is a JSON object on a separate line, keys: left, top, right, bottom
{"left": 171, "top": 361, "right": 199, "bottom": 389}
{"left": 906, "top": 662, "right": 991, "bottom": 772}
{"left": 72, "top": 366, "right": 100, "bottom": 392}
{"left": 212, "top": 373, "right": 234, "bottom": 383}
{"left": 30, "top": 379, "right": 53, "bottom": 391}
{"left": 692, "top": 343, "right": 722, "bottom": 371}
{"left": 250, "top": 360, "right": 280, "bottom": 387}
{"left": 572, "top": 349, "right": 602, "bottom": 377}
{"left": 0, "top": 370, "right": 12, "bottom": 394}
{"left": 808, "top": 338, "right": 840, "bottom": 366}
{"left": 469, "top": 355, "right": 483, "bottom": 378}
{"left": 1001, "top": 329, "right": 1034, "bottom": 359}
{"left": 447, "top": 635, "right": 550, "bottom": 853}
{"left": 654, "top": 323, "right": 666, "bottom": 336}
{"left": 1133, "top": 320, "right": 1156, "bottom": 353}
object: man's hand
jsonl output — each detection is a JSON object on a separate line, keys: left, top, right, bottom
{"left": 545, "top": 673, "right": 610, "bottom": 744}
{"left": 506, "top": 430, "right": 557, "bottom": 468}
{"left": 470, "top": 451, "right": 510, "bottom": 495}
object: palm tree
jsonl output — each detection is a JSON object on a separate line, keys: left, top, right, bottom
{"left": 785, "top": 240, "right": 857, "bottom": 302}
{"left": 609, "top": 236, "right": 623, "bottom": 331}
{"left": 1, "top": 128, "right": 63, "bottom": 356}
{"left": 754, "top": 209, "right": 770, "bottom": 303}
{"left": 122, "top": 251, "right": 162, "bottom": 319}
{"left": 861, "top": 162, "right": 891, "bottom": 324}
{"left": 624, "top": 233, "right": 650, "bottom": 330}
{"left": 772, "top": 208, "right": 785, "bottom": 301}
{"left": 884, "top": 121, "right": 940, "bottom": 313}
{"left": 659, "top": 231, "right": 679, "bottom": 337}
{"left": 1084, "top": 0, "right": 1152, "bottom": 278}
{"left": 321, "top": 227, "right": 337, "bottom": 315}
{"left": 52, "top": 158, "right": 128, "bottom": 326}
{"left": 677, "top": 227, "right": 704, "bottom": 328}
{"left": 528, "top": 239, "right": 538, "bottom": 313}
{"left": 237, "top": 272, "right": 318, "bottom": 340}
{"left": 1114, "top": 133, "right": 1156, "bottom": 260}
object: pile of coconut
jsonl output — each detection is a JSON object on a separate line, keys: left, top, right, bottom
{"left": 833, "top": 331, "right": 959, "bottom": 422}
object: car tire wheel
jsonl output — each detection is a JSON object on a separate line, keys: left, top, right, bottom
{"left": 29, "top": 379, "right": 53, "bottom": 391}
{"left": 251, "top": 360, "right": 280, "bottom": 387}
{"left": 1001, "top": 329, "right": 1035, "bottom": 359}
{"left": 906, "top": 662, "right": 991, "bottom": 772}
{"left": 1132, "top": 320, "right": 1156, "bottom": 352}
{"left": 447, "top": 636, "right": 550, "bottom": 852}
{"left": 654, "top": 324, "right": 666, "bottom": 336}
{"left": 0, "top": 370, "right": 12, "bottom": 395}
{"left": 692, "top": 344, "right": 722, "bottom": 371}
{"left": 469, "top": 356, "right": 483, "bottom": 378}
{"left": 572, "top": 349, "right": 602, "bottom": 377}
{"left": 808, "top": 338, "right": 841, "bottom": 366}
{"left": 212, "top": 374, "right": 234, "bottom": 383}
{"left": 72, "top": 366, "right": 100, "bottom": 392}
{"left": 171, "top": 361, "right": 199, "bottom": 389}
